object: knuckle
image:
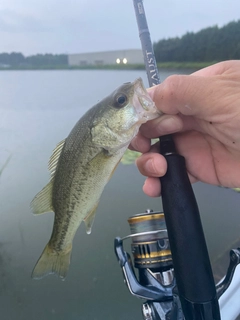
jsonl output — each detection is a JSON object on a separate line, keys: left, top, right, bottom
{"left": 162, "top": 75, "right": 182, "bottom": 100}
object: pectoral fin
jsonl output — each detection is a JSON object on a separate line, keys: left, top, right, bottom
{"left": 108, "top": 159, "right": 121, "bottom": 182}
{"left": 84, "top": 202, "right": 99, "bottom": 235}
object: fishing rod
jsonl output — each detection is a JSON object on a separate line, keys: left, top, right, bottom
{"left": 114, "top": 1, "right": 240, "bottom": 319}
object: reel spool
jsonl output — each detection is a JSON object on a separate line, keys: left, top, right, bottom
{"left": 128, "top": 210, "right": 172, "bottom": 270}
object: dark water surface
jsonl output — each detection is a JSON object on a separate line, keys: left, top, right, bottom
{"left": 0, "top": 70, "right": 239, "bottom": 319}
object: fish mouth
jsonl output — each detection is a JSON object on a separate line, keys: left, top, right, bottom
{"left": 133, "top": 78, "right": 152, "bottom": 111}
{"left": 138, "top": 94, "right": 153, "bottom": 111}
{"left": 132, "top": 78, "right": 161, "bottom": 121}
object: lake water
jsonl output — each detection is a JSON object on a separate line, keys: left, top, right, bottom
{"left": 0, "top": 69, "right": 239, "bottom": 320}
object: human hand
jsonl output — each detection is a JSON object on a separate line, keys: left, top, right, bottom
{"left": 131, "top": 60, "right": 240, "bottom": 197}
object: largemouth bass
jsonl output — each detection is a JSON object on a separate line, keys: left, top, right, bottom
{"left": 31, "top": 78, "right": 161, "bottom": 280}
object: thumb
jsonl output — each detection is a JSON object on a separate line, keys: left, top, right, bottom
{"left": 148, "top": 73, "right": 223, "bottom": 120}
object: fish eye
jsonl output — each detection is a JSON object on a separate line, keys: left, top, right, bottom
{"left": 117, "top": 95, "right": 126, "bottom": 104}
{"left": 115, "top": 94, "right": 128, "bottom": 108}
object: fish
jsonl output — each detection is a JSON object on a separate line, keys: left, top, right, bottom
{"left": 31, "top": 78, "right": 161, "bottom": 280}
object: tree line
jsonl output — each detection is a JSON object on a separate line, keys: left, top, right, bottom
{"left": 0, "top": 20, "right": 239, "bottom": 67}
{"left": 154, "top": 20, "right": 240, "bottom": 62}
{"left": 0, "top": 53, "right": 68, "bottom": 68}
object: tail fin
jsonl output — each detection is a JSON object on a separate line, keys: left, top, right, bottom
{"left": 31, "top": 244, "right": 72, "bottom": 280}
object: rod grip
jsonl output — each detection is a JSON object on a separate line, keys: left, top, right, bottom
{"left": 160, "top": 152, "right": 220, "bottom": 319}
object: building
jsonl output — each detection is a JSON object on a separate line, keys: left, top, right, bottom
{"left": 68, "top": 49, "right": 143, "bottom": 66}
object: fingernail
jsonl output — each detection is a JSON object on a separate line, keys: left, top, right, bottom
{"left": 130, "top": 137, "right": 138, "bottom": 151}
{"left": 145, "top": 159, "right": 155, "bottom": 174}
{"left": 147, "top": 87, "right": 155, "bottom": 99}
{"left": 157, "top": 116, "right": 182, "bottom": 133}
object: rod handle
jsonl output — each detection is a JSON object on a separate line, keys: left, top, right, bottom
{"left": 160, "top": 151, "right": 220, "bottom": 319}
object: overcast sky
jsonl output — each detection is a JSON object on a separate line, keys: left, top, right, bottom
{"left": 1, "top": 0, "right": 240, "bottom": 56}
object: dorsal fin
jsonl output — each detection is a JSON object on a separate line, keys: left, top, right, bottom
{"left": 48, "top": 139, "right": 66, "bottom": 178}
{"left": 31, "top": 181, "right": 53, "bottom": 214}
{"left": 31, "top": 139, "right": 65, "bottom": 216}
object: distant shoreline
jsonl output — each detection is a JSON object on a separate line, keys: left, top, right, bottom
{"left": 0, "top": 61, "right": 216, "bottom": 71}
